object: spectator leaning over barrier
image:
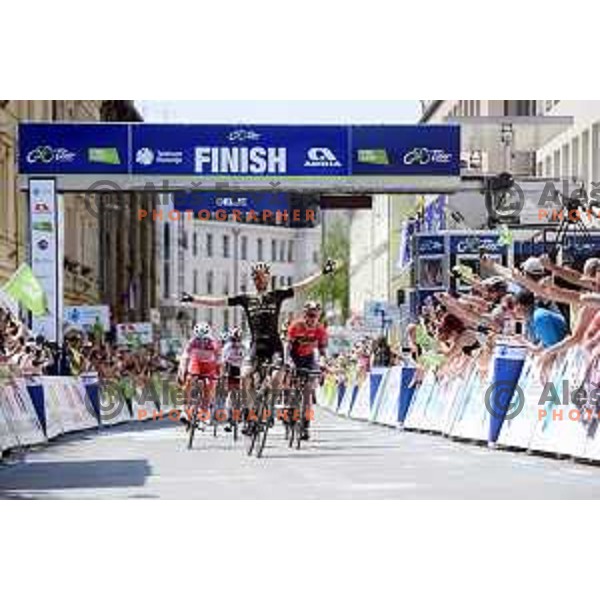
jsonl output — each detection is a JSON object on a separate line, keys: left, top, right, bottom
{"left": 514, "top": 289, "right": 568, "bottom": 350}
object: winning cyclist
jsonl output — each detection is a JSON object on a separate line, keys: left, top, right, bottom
{"left": 286, "top": 300, "right": 328, "bottom": 440}
{"left": 181, "top": 259, "right": 337, "bottom": 429}
{"left": 177, "top": 322, "right": 222, "bottom": 426}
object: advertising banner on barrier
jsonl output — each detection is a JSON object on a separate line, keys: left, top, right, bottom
{"left": 0, "top": 378, "right": 46, "bottom": 447}
{"left": 41, "top": 377, "right": 98, "bottom": 433}
{"left": 0, "top": 382, "right": 20, "bottom": 451}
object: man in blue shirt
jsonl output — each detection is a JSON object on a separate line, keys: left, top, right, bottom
{"left": 514, "top": 289, "right": 568, "bottom": 348}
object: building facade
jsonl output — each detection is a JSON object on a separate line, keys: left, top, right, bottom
{"left": 0, "top": 100, "right": 157, "bottom": 331}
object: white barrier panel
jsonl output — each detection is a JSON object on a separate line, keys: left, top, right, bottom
{"left": 404, "top": 371, "right": 436, "bottom": 430}
{"left": 529, "top": 350, "right": 588, "bottom": 458}
{"left": 448, "top": 367, "right": 491, "bottom": 442}
{"left": 371, "top": 367, "right": 400, "bottom": 426}
{"left": 0, "top": 378, "right": 46, "bottom": 447}
{"left": 349, "top": 378, "right": 371, "bottom": 421}
{"left": 338, "top": 379, "right": 357, "bottom": 417}
{"left": 42, "top": 377, "right": 98, "bottom": 434}
{"left": 0, "top": 388, "right": 19, "bottom": 451}
{"left": 417, "top": 375, "right": 464, "bottom": 434}
{"left": 496, "top": 359, "right": 540, "bottom": 450}
{"left": 99, "top": 382, "right": 132, "bottom": 426}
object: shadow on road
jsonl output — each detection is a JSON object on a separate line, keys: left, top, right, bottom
{"left": 0, "top": 459, "right": 151, "bottom": 497}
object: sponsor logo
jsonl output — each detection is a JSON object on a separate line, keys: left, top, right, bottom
{"left": 215, "top": 196, "right": 249, "bottom": 208}
{"left": 455, "top": 237, "right": 502, "bottom": 254}
{"left": 135, "top": 148, "right": 184, "bottom": 166}
{"left": 136, "top": 147, "right": 155, "bottom": 166}
{"left": 403, "top": 147, "right": 453, "bottom": 166}
{"left": 304, "top": 147, "right": 342, "bottom": 168}
{"left": 227, "top": 129, "right": 262, "bottom": 142}
{"left": 36, "top": 238, "right": 50, "bottom": 251}
{"left": 32, "top": 221, "right": 54, "bottom": 233}
{"left": 88, "top": 147, "right": 121, "bottom": 165}
{"left": 26, "top": 145, "right": 76, "bottom": 164}
{"left": 32, "top": 202, "right": 51, "bottom": 214}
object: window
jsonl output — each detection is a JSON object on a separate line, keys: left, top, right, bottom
{"left": 206, "top": 233, "right": 213, "bottom": 257}
{"left": 257, "top": 238, "right": 263, "bottom": 261}
{"left": 193, "top": 231, "right": 198, "bottom": 257}
{"left": 572, "top": 137, "right": 580, "bottom": 179}
{"left": 163, "top": 263, "right": 170, "bottom": 299}
{"left": 469, "top": 100, "right": 475, "bottom": 116}
{"left": 279, "top": 276, "right": 285, "bottom": 287}
{"left": 163, "top": 223, "right": 170, "bottom": 260}
{"left": 475, "top": 100, "right": 481, "bottom": 116}
{"left": 193, "top": 269, "right": 198, "bottom": 294}
{"left": 207, "top": 308, "right": 214, "bottom": 324}
{"left": 582, "top": 130, "right": 590, "bottom": 184}
{"left": 279, "top": 240, "right": 285, "bottom": 262}
{"left": 223, "top": 273, "right": 230, "bottom": 295}
{"left": 544, "top": 156, "right": 552, "bottom": 177}
{"left": 223, "top": 234, "right": 230, "bottom": 258}
{"left": 537, "top": 161, "right": 544, "bottom": 177}
{"left": 553, "top": 150, "right": 561, "bottom": 179}
{"left": 562, "top": 144, "right": 570, "bottom": 178}
{"left": 592, "top": 124, "right": 600, "bottom": 184}
{"left": 271, "top": 239, "right": 277, "bottom": 261}
{"left": 287, "top": 240, "right": 294, "bottom": 262}
{"left": 271, "top": 275, "right": 276, "bottom": 290}
{"left": 241, "top": 273, "right": 248, "bottom": 293}
{"left": 287, "top": 276, "right": 292, "bottom": 287}
{"left": 223, "top": 310, "right": 230, "bottom": 330}
{"left": 206, "top": 270, "right": 214, "bottom": 294}
{"left": 241, "top": 236, "right": 248, "bottom": 260}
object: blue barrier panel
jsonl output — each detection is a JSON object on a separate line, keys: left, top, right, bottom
{"left": 337, "top": 384, "right": 346, "bottom": 411}
{"left": 369, "top": 368, "right": 386, "bottom": 409}
{"left": 488, "top": 343, "right": 527, "bottom": 443}
{"left": 349, "top": 384, "right": 360, "bottom": 413}
{"left": 398, "top": 366, "right": 417, "bottom": 423}
{"left": 26, "top": 381, "right": 46, "bottom": 436}
{"left": 80, "top": 373, "right": 101, "bottom": 423}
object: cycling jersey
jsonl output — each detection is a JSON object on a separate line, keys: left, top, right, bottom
{"left": 222, "top": 341, "right": 245, "bottom": 367}
{"left": 287, "top": 318, "right": 328, "bottom": 359}
{"left": 180, "top": 336, "right": 221, "bottom": 378}
{"left": 228, "top": 288, "right": 294, "bottom": 360}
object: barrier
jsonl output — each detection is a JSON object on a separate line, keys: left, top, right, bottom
{"left": 0, "top": 377, "right": 46, "bottom": 448}
{"left": 98, "top": 380, "right": 132, "bottom": 426}
{"left": 448, "top": 366, "right": 491, "bottom": 442}
{"left": 80, "top": 372, "right": 101, "bottom": 422}
{"left": 488, "top": 342, "right": 527, "bottom": 443}
{"left": 371, "top": 367, "right": 398, "bottom": 426}
{"left": 398, "top": 366, "right": 417, "bottom": 424}
{"left": 403, "top": 371, "right": 436, "bottom": 431}
{"left": 338, "top": 379, "right": 357, "bottom": 416}
{"left": 0, "top": 392, "right": 19, "bottom": 451}
{"left": 349, "top": 378, "right": 371, "bottom": 420}
{"left": 42, "top": 377, "right": 99, "bottom": 433}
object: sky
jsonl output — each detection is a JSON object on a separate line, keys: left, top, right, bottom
{"left": 137, "top": 101, "right": 421, "bottom": 124}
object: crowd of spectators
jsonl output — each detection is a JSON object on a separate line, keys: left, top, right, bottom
{"left": 0, "top": 306, "right": 176, "bottom": 382}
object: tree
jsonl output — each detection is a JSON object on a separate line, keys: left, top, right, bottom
{"left": 309, "top": 219, "right": 350, "bottom": 323}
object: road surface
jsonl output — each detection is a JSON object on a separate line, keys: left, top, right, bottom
{"left": 2, "top": 408, "right": 600, "bottom": 499}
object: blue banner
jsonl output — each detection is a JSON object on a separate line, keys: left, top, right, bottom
{"left": 351, "top": 125, "right": 460, "bottom": 176}
{"left": 18, "top": 124, "right": 129, "bottom": 174}
{"left": 449, "top": 234, "right": 507, "bottom": 255}
{"left": 18, "top": 123, "right": 461, "bottom": 177}
{"left": 131, "top": 124, "right": 349, "bottom": 176}
{"left": 173, "top": 191, "right": 289, "bottom": 214}
{"left": 416, "top": 235, "right": 446, "bottom": 256}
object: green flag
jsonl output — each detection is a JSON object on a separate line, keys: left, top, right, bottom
{"left": 2, "top": 264, "right": 47, "bottom": 316}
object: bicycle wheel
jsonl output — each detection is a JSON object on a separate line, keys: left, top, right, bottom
{"left": 187, "top": 384, "right": 201, "bottom": 450}
{"left": 256, "top": 395, "right": 271, "bottom": 458}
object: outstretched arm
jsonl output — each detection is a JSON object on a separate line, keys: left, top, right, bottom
{"left": 291, "top": 259, "right": 338, "bottom": 294}
{"left": 511, "top": 270, "right": 581, "bottom": 305}
{"left": 180, "top": 292, "right": 228, "bottom": 307}
{"left": 540, "top": 256, "right": 596, "bottom": 291}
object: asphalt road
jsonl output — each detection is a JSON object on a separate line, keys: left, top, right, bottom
{"left": 2, "top": 407, "right": 600, "bottom": 499}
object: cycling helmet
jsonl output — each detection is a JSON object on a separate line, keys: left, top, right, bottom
{"left": 219, "top": 330, "right": 229, "bottom": 343}
{"left": 193, "top": 322, "right": 211, "bottom": 339}
{"left": 228, "top": 326, "right": 242, "bottom": 341}
{"left": 251, "top": 262, "right": 271, "bottom": 276}
{"left": 303, "top": 300, "right": 321, "bottom": 313}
